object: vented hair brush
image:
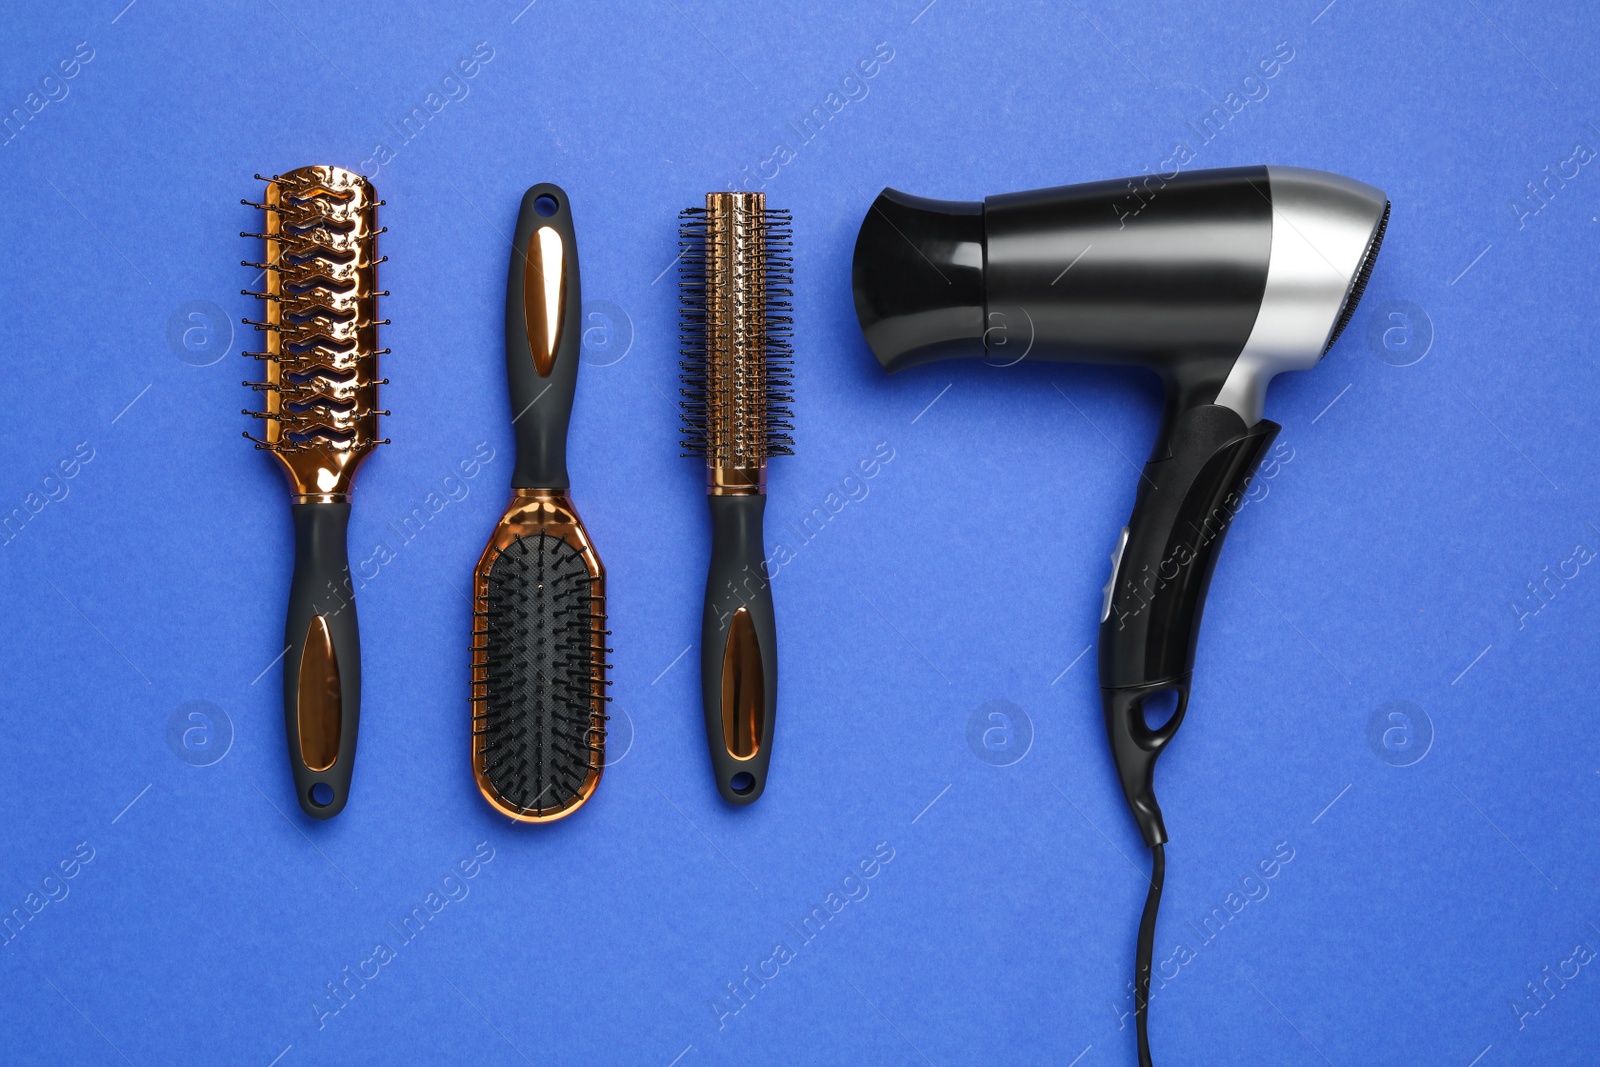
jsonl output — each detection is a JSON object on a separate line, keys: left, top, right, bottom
{"left": 679, "top": 191, "right": 793, "bottom": 804}
{"left": 472, "top": 184, "right": 609, "bottom": 822}
{"left": 242, "top": 165, "right": 388, "bottom": 820}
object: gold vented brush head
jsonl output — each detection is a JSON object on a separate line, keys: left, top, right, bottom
{"left": 242, "top": 166, "right": 389, "bottom": 500}
{"left": 679, "top": 191, "right": 793, "bottom": 494}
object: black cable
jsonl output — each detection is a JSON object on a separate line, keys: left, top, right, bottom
{"left": 1135, "top": 842, "right": 1165, "bottom": 1067}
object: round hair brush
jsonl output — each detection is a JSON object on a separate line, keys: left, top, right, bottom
{"left": 679, "top": 192, "right": 793, "bottom": 804}
{"left": 472, "top": 185, "right": 609, "bottom": 823}
{"left": 242, "top": 165, "right": 389, "bottom": 820}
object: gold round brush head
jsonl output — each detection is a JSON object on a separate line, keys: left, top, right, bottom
{"left": 678, "top": 191, "right": 794, "bottom": 495}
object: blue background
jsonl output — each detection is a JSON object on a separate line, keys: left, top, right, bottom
{"left": 1, "top": 1, "right": 1596, "bottom": 1064}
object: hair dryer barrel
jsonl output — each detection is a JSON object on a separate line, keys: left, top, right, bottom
{"left": 854, "top": 168, "right": 1274, "bottom": 377}
{"left": 852, "top": 166, "right": 1388, "bottom": 424}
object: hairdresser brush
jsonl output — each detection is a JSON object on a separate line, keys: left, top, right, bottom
{"left": 680, "top": 191, "right": 793, "bottom": 804}
{"left": 472, "top": 184, "right": 609, "bottom": 822}
{"left": 242, "top": 165, "right": 389, "bottom": 820}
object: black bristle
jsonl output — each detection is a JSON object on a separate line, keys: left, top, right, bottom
{"left": 678, "top": 207, "right": 710, "bottom": 457}
{"left": 763, "top": 208, "right": 796, "bottom": 457}
{"left": 478, "top": 531, "right": 605, "bottom": 816}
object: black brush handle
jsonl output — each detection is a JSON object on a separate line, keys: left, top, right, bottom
{"left": 284, "top": 501, "right": 361, "bottom": 820}
{"left": 1097, "top": 403, "right": 1279, "bottom": 845}
{"left": 701, "top": 494, "right": 778, "bottom": 805}
{"left": 506, "top": 183, "right": 583, "bottom": 490}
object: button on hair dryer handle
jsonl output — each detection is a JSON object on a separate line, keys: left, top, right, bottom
{"left": 1098, "top": 403, "right": 1280, "bottom": 846}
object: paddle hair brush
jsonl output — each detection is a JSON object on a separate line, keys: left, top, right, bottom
{"left": 679, "top": 191, "right": 793, "bottom": 804}
{"left": 472, "top": 184, "right": 609, "bottom": 822}
{"left": 242, "top": 165, "right": 389, "bottom": 820}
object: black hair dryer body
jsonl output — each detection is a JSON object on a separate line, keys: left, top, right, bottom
{"left": 852, "top": 166, "right": 1388, "bottom": 845}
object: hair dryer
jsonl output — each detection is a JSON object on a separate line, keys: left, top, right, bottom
{"left": 851, "top": 165, "right": 1388, "bottom": 1065}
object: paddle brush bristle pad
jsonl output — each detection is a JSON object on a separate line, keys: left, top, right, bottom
{"left": 480, "top": 532, "right": 603, "bottom": 815}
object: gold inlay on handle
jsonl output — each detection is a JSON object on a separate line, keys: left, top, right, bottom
{"left": 297, "top": 614, "right": 341, "bottom": 772}
{"left": 720, "top": 606, "right": 763, "bottom": 760}
{"left": 524, "top": 225, "right": 565, "bottom": 377}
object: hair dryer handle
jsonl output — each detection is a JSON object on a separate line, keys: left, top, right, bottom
{"left": 1098, "top": 404, "right": 1279, "bottom": 846}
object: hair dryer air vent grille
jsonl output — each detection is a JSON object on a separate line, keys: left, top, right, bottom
{"left": 1325, "top": 200, "right": 1390, "bottom": 353}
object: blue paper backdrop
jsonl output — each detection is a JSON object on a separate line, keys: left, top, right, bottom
{"left": 1, "top": 1, "right": 1597, "bottom": 1064}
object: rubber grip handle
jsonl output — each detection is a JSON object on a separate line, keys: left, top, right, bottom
{"left": 700, "top": 494, "right": 778, "bottom": 805}
{"left": 1097, "top": 404, "right": 1279, "bottom": 845}
{"left": 506, "top": 183, "right": 583, "bottom": 490}
{"left": 284, "top": 502, "right": 361, "bottom": 819}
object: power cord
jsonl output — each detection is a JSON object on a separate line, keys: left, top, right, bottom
{"left": 1135, "top": 843, "right": 1165, "bottom": 1067}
